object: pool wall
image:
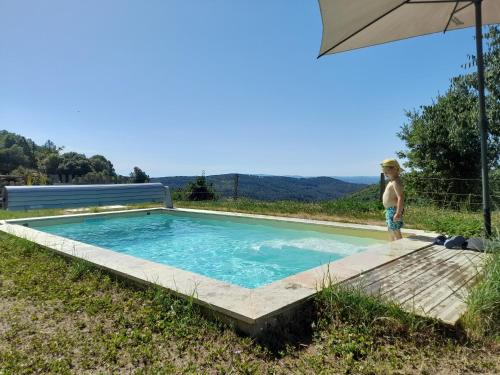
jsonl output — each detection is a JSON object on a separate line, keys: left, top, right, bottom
{"left": 0, "top": 208, "right": 436, "bottom": 337}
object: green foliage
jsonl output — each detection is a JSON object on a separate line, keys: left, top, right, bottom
{"left": 345, "top": 184, "right": 380, "bottom": 201}
{"left": 398, "top": 26, "right": 500, "bottom": 207}
{"left": 0, "top": 130, "right": 37, "bottom": 171}
{"left": 0, "top": 131, "right": 63, "bottom": 176}
{"left": 40, "top": 153, "right": 61, "bottom": 176}
{"left": 68, "top": 258, "right": 96, "bottom": 282}
{"left": 72, "top": 155, "right": 117, "bottom": 184}
{"left": 0, "top": 130, "right": 64, "bottom": 181}
{"left": 10, "top": 166, "right": 48, "bottom": 185}
{"left": 0, "top": 130, "right": 131, "bottom": 185}
{"left": 89, "top": 155, "right": 116, "bottom": 176}
{"left": 399, "top": 88, "right": 482, "bottom": 174}
{"left": 316, "top": 282, "right": 432, "bottom": 341}
{"left": 322, "top": 196, "right": 383, "bottom": 214}
{"left": 57, "top": 152, "right": 93, "bottom": 182}
{"left": 0, "top": 145, "right": 31, "bottom": 174}
{"left": 184, "top": 174, "right": 217, "bottom": 201}
{"left": 312, "top": 281, "right": 453, "bottom": 372}
{"left": 130, "top": 166, "right": 150, "bottom": 183}
{"left": 462, "top": 239, "right": 500, "bottom": 340}
{"left": 456, "top": 27, "right": 500, "bottom": 138}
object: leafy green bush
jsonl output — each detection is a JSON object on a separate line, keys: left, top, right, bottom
{"left": 130, "top": 166, "right": 150, "bottom": 183}
{"left": 184, "top": 174, "right": 217, "bottom": 201}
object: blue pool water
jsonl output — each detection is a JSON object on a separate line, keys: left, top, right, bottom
{"left": 36, "top": 212, "right": 386, "bottom": 288}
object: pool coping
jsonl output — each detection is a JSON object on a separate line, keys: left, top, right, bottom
{"left": 0, "top": 207, "right": 437, "bottom": 335}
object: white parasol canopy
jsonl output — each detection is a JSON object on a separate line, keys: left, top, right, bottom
{"left": 318, "top": 0, "right": 500, "bottom": 56}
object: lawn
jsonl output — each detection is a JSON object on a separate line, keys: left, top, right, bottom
{"left": 0, "top": 201, "right": 499, "bottom": 373}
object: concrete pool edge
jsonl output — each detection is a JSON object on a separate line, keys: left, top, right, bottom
{"left": 0, "top": 208, "right": 437, "bottom": 336}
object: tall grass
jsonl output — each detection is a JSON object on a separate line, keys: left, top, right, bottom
{"left": 312, "top": 279, "right": 451, "bottom": 364}
{"left": 316, "top": 282, "right": 427, "bottom": 333}
{"left": 462, "top": 237, "right": 500, "bottom": 340}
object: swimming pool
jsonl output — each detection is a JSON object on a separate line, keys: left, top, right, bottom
{"left": 1, "top": 208, "right": 433, "bottom": 336}
{"left": 32, "top": 210, "right": 387, "bottom": 288}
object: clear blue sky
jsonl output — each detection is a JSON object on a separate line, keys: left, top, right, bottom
{"left": 0, "top": 0, "right": 478, "bottom": 177}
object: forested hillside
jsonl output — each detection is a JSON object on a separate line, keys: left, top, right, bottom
{"left": 152, "top": 174, "right": 365, "bottom": 201}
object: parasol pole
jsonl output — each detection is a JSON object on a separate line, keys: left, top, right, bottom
{"left": 474, "top": 0, "right": 491, "bottom": 237}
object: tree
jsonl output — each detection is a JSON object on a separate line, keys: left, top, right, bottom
{"left": 58, "top": 152, "right": 92, "bottom": 182}
{"left": 397, "top": 26, "right": 500, "bottom": 207}
{"left": 0, "top": 131, "right": 38, "bottom": 172}
{"left": 89, "top": 155, "right": 116, "bottom": 176}
{"left": 35, "top": 139, "right": 62, "bottom": 173}
{"left": 130, "top": 167, "right": 150, "bottom": 183}
{"left": 42, "top": 140, "right": 60, "bottom": 153}
{"left": 0, "top": 145, "right": 31, "bottom": 174}
{"left": 184, "top": 173, "right": 216, "bottom": 201}
{"left": 40, "top": 153, "right": 61, "bottom": 175}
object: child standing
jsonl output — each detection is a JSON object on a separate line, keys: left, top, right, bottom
{"left": 381, "top": 159, "right": 404, "bottom": 241}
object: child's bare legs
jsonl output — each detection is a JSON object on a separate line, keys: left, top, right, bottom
{"left": 388, "top": 229, "right": 402, "bottom": 241}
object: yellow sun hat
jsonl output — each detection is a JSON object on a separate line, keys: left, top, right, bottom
{"left": 380, "top": 158, "right": 402, "bottom": 171}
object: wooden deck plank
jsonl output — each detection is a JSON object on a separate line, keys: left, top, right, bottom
{"left": 372, "top": 249, "right": 464, "bottom": 293}
{"left": 348, "top": 245, "right": 449, "bottom": 290}
{"left": 400, "top": 255, "right": 484, "bottom": 316}
{"left": 349, "top": 245, "right": 448, "bottom": 288}
{"left": 348, "top": 244, "right": 487, "bottom": 325}
{"left": 400, "top": 262, "right": 476, "bottom": 314}
{"left": 426, "top": 276, "right": 478, "bottom": 324}
{"left": 386, "top": 250, "right": 483, "bottom": 303}
{"left": 353, "top": 248, "right": 470, "bottom": 296}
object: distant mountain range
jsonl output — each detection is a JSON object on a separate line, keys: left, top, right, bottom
{"left": 331, "top": 176, "right": 380, "bottom": 184}
{"left": 249, "top": 175, "right": 380, "bottom": 184}
{"left": 151, "top": 174, "right": 367, "bottom": 201}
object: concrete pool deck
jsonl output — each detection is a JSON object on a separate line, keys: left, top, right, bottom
{"left": 0, "top": 207, "right": 455, "bottom": 336}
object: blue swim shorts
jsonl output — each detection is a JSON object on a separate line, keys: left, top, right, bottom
{"left": 385, "top": 207, "right": 403, "bottom": 231}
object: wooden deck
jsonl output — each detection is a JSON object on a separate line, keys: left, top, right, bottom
{"left": 347, "top": 245, "right": 487, "bottom": 325}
